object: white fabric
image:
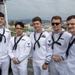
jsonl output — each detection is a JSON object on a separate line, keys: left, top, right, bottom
{"left": 0, "top": 27, "right": 11, "bottom": 75}
{"left": 8, "top": 35, "right": 31, "bottom": 75}
{"left": 47, "top": 29, "right": 71, "bottom": 75}
{"left": 11, "top": 59, "right": 27, "bottom": 75}
{"left": 30, "top": 31, "right": 51, "bottom": 75}
{"left": 0, "top": 28, "right": 11, "bottom": 59}
{"left": 0, "top": 57, "right": 9, "bottom": 75}
{"left": 65, "top": 36, "right": 75, "bottom": 75}
{"left": 33, "top": 61, "right": 48, "bottom": 75}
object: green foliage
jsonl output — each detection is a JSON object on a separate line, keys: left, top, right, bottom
{"left": 9, "top": 21, "right": 15, "bottom": 26}
{"left": 24, "top": 28, "right": 28, "bottom": 32}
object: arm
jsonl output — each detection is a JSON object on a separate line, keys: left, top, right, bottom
{"left": 53, "top": 32, "right": 71, "bottom": 61}
{"left": 28, "top": 33, "right": 34, "bottom": 64}
{"left": 42, "top": 35, "right": 53, "bottom": 70}
{"left": 28, "top": 43, "right": 34, "bottom": 64}
{"left": 29, "top": 43, "right": 34, "bottom": 58}
{"left": 45, "top": 35, "right": 53, "bottom": 64}
{"left": 18, "top": 37, "right": 31, "bottom": 62}
{"left": 7, "top": 38, "right": 15, "bottom": 59}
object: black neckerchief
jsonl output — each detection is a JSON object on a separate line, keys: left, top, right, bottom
{"left": 33, "top": 31, "right": 44, "bottom": 50}
{"left": 0, "top": 28, "right": 6, "bottom": 43}
{"left": 66, "top": 36, "right": 75, "bottom": 57}
{"left": 51, "top": 31, "right": 65, "bottom": 49}
{"left": 12, "top": 35, "right": 24, "bottom": 50}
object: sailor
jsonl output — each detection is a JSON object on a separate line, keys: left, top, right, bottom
{"left": 29, "top": 16, "right": 52, "bottom": 75}
{"left": 65, "top": 15, "right": 75, "bottom": 75}
{"left": 0, "top": 12, "right": 11, "bottom": 75}
{"left": 8, "top": 22, "right": 31, "bottom": 75}
{"left": 42, "top": 16, "right": 71, "bottom": 75}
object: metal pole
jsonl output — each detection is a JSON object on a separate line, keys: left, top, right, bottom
{"left": 4, "top": 0, "right": 8, "bottom": 28}
{"left": 0, "top": 4, "right": 1, "bottom": 12}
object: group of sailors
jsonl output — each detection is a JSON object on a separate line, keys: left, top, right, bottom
{"left": 0, "top": 12, "right": 75, "bottom": 75}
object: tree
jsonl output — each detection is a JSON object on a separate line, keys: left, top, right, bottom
{"left": 9, "top": 21, "right": 15, "bottom": 26}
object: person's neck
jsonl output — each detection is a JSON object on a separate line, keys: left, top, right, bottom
{"left": 54, "top": 28, "right": 62, "bottom": 34}
{"left": 36, "top": 29, "right": 42, "bottom": 33}
{"left": 16, "top": 34, "right": 23, "bottom": 37}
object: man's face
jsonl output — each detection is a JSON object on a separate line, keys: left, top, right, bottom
{"left": 15, "top": 24, "right": 24, "bottom": 36}
{"left": 67, "top": 19, "right": 75, "bottom": 34}
{"left": 0, "top": 17, "right": 4, "bottom": 27}
{"left": 51, "top": 19, "right": 62, "bottom": 32}
{"left": 33, "top": 21, "right": 42, "bottom": 32}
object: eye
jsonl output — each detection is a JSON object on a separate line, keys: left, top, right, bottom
{"left": 67, "top": 23, "right": 75, "bottom": 26}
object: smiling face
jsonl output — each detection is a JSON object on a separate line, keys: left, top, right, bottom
{"left": 0, "top": 17, "right": 4, "bottom": 28}
{"left": 67, "top": 19, "right": 75, "bottom": 35}
{"left": 33, "top": 21, "right": 42, "bottom": 32}
{"left": 51, "top": 19, "right": 62, "bottom": 33}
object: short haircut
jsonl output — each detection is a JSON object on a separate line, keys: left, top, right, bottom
{"left": 51, "top": 16, "right": 62, "bottom": 22}
{"left": 32, "top": 16, "right": 42, "bottom": 23}
{"left": 0, "top": 12, "right": 4, "bottom": 17}
{"left": 15, "top": 22, "right": 24, "bottom": 28}
{"left": 66, "top": 15, "right": 75, "bottom": 21}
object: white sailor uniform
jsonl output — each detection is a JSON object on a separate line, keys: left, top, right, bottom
{"left": 30, "top": 30, "right": 52, "bottom": 75}
{"left": 65, "top": 36, "right": 75, "bottom": 75}
{"left": 8, "top": 34, "right": 31, "bottom": 75}
{"left": 47, "top": 29, "right": 71, "bottom": 75}
{"left": 0, "top": 27, "right": 11, "bottom": 75}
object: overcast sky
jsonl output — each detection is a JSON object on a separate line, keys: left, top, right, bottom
{"left": 1, "top": 0, "right": 75, "bottom": 20}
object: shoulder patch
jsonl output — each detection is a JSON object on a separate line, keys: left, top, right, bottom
{"left": 48, "top": 40, "right": 51, "bottom": 43}
{"left": 41, "top": 35, "right": 46, "bottom": 38}
{"left": 6, "top": 30, "right": 10, "bottom": 33}
{"left": 47, "top": 40, "right": 52, "bottom": 46}
{"left": 27, "top": 43, "right": 30, "bottom": 45}
{"left": 60, "top": 38, "right": 64, "bottom": 40}
{"left": 21, "top": 39, "right": 25, "bottom": 41}
{"left": 27, "top": 43, "right": 31, "bottom": 47}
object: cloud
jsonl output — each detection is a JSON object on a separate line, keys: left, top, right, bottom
{"left": 4, "top": 0, "right": 75, "bottom": 20}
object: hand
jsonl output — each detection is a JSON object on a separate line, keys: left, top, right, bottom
{"left": 42, "top": 64, "right": 48, "bottom": 70}
{"left": 12, "top": 58, "right": 20, "bottom": 64}
{"left": 53, "top": 55, "right": 62, "bottom": 62}
{"left": 29, "top": 58, "right": 33, "bottom": 64}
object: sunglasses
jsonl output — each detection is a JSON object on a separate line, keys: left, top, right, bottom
{"left": 51, "top": 22, "right": 60, "bottom": 26}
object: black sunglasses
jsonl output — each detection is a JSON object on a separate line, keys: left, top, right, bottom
{"left": 51, "top": 22, "right": 60, "bottom": 26}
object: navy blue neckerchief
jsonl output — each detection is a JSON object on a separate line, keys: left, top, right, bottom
{"left": 12, "top": 35, "right": 24, "bottom": 50}
{"left": 0, "top": 28, "right": 6, "bottom": 43}
{"left": 51, "top": 31, "right": 65, "bottom": 49}
{"left": 33, "top": 31, "right": 44, "bottom": 50}
{"left": 66, "top": 36, "right": 75, "bottom": 57}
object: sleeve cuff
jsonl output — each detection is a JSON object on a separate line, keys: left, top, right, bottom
{"left": 61, "top": 56, "right": 64, "bottom": 60}
{"left": 45, "top": 60, "right": 49, "bottom": 65}
{"left": 45, "top": 62, "right": 49, "bottom": 65}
